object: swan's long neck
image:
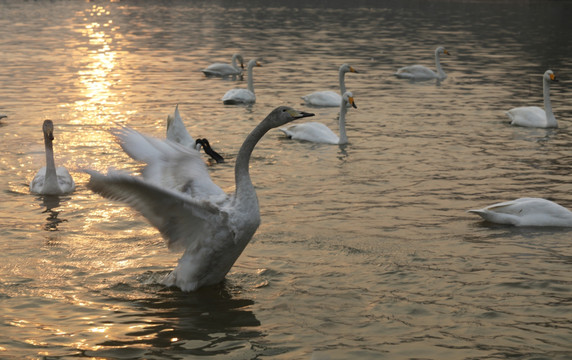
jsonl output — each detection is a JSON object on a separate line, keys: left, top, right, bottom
{"left": 435, "top": 51, "right": 445, "bottom": 79}
{"left": 339, "top": 69, "right": 347, "bottom": 95}
{"left": 231, "top": 55, "right": 238, "bottom": 69}
{"left": 247, "top": 63, "right": 255, "bottom": 93}
{"left": 44, "top": 133, "right": 58, "bottom": 189}
{"left": 543, "top": 77, "right": 556, "bottom": 126}
{"left": 338, "top": 100, "right": 348, "bottom": 145}
{"left": 234, "top": 120, "right": 270, "bottom": 205}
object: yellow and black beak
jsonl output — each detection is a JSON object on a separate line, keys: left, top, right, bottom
{"left": 348, "top": 96, "right": 357, "bottom": 109}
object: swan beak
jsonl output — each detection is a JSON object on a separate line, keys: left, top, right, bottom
{"left": 288, "top": 109, "right": 314, "bottom": 119}
{"left": 550, "top": 73, "right": 558, "bottom": 82}
{"left": 349, "top": 97, "right": 357, "bottom": 109}
{"left": 444, "top": 49, "right": 451, "bottom": 56}
{"left": 350, "top": 66, "right": 359, "bottom": 73}
{"left": 256, "top": 61, "right": 262, "bottom": 67}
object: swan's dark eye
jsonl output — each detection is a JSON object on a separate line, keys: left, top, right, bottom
{"left": 282, "top": 108, "right": 287, "bottom": 112}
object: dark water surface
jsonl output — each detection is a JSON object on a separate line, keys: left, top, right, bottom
{"left": 1, "top": 0, "right": 572, "bottom": 359}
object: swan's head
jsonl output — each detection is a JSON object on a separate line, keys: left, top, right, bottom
{"left": 436, "top": 47, "right": 450, "bottom": 56}
{"left": 340, "top": 64, "right": 358, "bottom": 74}
{"left": 343, "top": 92, "right": 357, "bottom": 109}
{"left": 265, "top": 106, "right": 314, "bottom": 128}
{"left": 43, "top": 119, "right": 55, "bottom": 141}
{"left": 544, "top": 70, "right": 557, "bottom": 82}
{"left": 247, "top": 59, "right": 262, "bottom": 69}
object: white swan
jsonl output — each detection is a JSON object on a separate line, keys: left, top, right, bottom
{"left": 166, "top": 105, "right": 224, "bottom": 163}
{"left": 30, "top": 120, "right": 75, "bottom": 195}
{"left": 507, "top": 70, "right": 558, "bottom": 128}
{"left": 281, "top": 92, "right": 357, "bottom": 144}
{"left": 222, "top": 59, "right": 262, "bottom": 105}
{"left": 302, "top": 64, "right": 358, "bottom": 107}
{"left": 86, "top": 106, "right": 314, "bottom": 291}
{"left": 201, "top": 53, "right": 244, "bottom": 77}
{"left": 0, "top": 114, "right": 6, "bottom": 120}
{"left": 395, "top": 46, "right": 450, "bottom": 81}
{"left": 468, "top": 198, "right": 572, "bottom": 226}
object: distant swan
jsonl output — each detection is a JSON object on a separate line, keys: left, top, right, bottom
{"left": 281, "top": 91, "right": 357, "bottom": 144}
{"left": 201, "top": 53, "right": 244, "bottom": 77}
{"left": 166, "top": 105, "right": 224, "bottom": 163}
{"left": 395, "top": 47, "right": 450, "bottom": 81}
{"left": 222, "top": 59, "right": 262, "bottom": 105}
{"left": 468, "top": 198, "right": 572, "bottom": 226}
{"left": 302, "top": 64, "right": 358, "bottom": 107}
{"left": 507, "top": 70, "right": 558, "bottom": 128}
{"left": 0, "top": 114, "right": 6, "bottom": 120}
{"left": 30, "top": 120, "right": 75, "bottom": 195}
{"left": 86, "top": 106, "right": 314, "bottom": 291}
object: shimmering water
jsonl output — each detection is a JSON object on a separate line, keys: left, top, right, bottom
{"left": 1, "top": 0, "right": 572, "bottom": 359}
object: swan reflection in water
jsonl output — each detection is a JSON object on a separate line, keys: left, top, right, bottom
{"left": 38, "top": 195, "right": 68, "bottom": 232}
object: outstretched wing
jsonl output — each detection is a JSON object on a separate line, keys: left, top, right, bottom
{"left": 112, "top": 127, "right": 225, "bottom": 201}
{"left": 86, "top": 169, "right": 230, "bottom": 252}
{"left": 166, "top": 105, "right": 195, "bottom": 148}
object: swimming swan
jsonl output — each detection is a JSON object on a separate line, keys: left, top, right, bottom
{"left": 222, "top": 59, "right": 262, "bottom": 105}
{"left": 30, "top": 120, "right": 75, "bottom": 195}
{"left": 166, "top": 105, "right": 224, "bottom": 163}
{"left": 201, "top": 53, "right": 244, "bottom": 77}
{"left": 468, "top": 197, "right": 572, "bottom": 226}
{"left": 302, "top": 64, "right": 358, "bottom": 107}
{"left": 281, "top": 92, "right": 357, "bottom": 144}
{"left": 507, "top": 70, "right": 558, "bottom": 128}
{"left": 395, "top": 46, "right": 450, "bottom": 81}
{"left": 86, "top": 106, "right": 314, "bottom": 291}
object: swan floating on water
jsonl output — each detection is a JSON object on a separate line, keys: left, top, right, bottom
{"left": 30, "top": 120, "right": 75, "bottom": 195}
{"left": 507, "top": 70, "right": 558, "bottom": 128}
{"left": 302, "top": 64, "right": 358, "bottom": 107}
{"left": 281, "top": 91, "right": 357, "bottom": 144}
{"left": 395, "top": 47, "right": 450, "bottom": 81}
{"left": 468, "top": 198, "right": 572, "bottom": 226}
{"left": 166, "top": 105, "right": 224, "bottom": 163}
{"left": 86, "top": 106, "right": 314, "bottom": 291}
{"left": 201, "top": 53, "right": 244, "bottom": 77}
{"left": 0, "top": 114, "right": 7, "bottom": 120}
{"left": 222, "top": 59, "right": 261, "bottom": 105}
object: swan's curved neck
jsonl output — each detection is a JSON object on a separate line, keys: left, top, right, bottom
{"left": 44, "top": 133, "right": 58, "bottom": 186}
{"left": 435, "top": 51, "right": 445, "bottom": 79}
{"left": 231, "top": 55, "right": 238, "bottom": 69}
{"left": 543, "top": 77, "right": 556, "bottom": 126}
{"left": 339, "top": 69, "right": 347, "bottom": 95}
{"left": 247, "top": 63, "right": 256, "bottom": 93}
{"left": 338, "top": 101, "right": 348, "bottom": 145}
{"left": 234, "top": 120, "right": 270, "bottom": 203}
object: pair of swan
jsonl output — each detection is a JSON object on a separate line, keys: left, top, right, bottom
{"left": 201, "top": 53, "right": 244, "bottom": 77}
{"left": 395, "top": 46, "right": 450, "bottom": 81}
{"left": 30, "top": 120, "right": 75, "bottom": 195}
{"left": 507, "top": 70, "right": 558, "bottom": 128}
{"left": 281, "top": 92, "right": 357, "bottom": 144}
{"left": 222, "top": 59, "right": 262, "bottom": 105}
{"left": 166, "top": 105, "right": 224, "bottom": 163}
{"left": 302, "top": 64, "right": 358, "bottom": 107}
{"left": 86, "top": 107, "right": 314, "bottom": 291}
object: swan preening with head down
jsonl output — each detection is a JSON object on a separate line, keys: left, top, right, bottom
{"left": 86, "top": 106, "right": 314, "bottom": 291}
{"left": 166, "top": 105, "right": 224, "bottom": 163}
{"left": 30, "top": 120, "right": 75, "bottom": 195}
{"left": 302, "top": 64, "right": 358, "bottom": 107}
{"left": 222, "top": 59, "right": 262, "bottom": 105}
{"left": 395, "top": 46, "right": 450, "bottom": 81}
{"left": 469, "top": 198, "right": 572, "bottom": 227}
{"left": 507, "top": 70, "right": 558, "bottom": 128}
{"left": 281, "top": 91, "right": 357, "bottom": 144}
{"left": 201, "top": 53, "right": 244, "bottom": 77}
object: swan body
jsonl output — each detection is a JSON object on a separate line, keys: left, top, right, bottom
{"left": 507, "top": 70, "right": 558, "bottom": 128}
{"left": 86, "top": 106, "right": 314, "bottom": 291}
{"left": 202, "top": 53, "right": 244, "bottom": 77}
{"left": 281, "top": 91, "right": 356, "bottom": 144}
{"left": 166, "top": 105, "right": 224, "bottom": 163}
{"left": 0, "top": 114, "right": 6, "bottom": 120}
{"left": 302, "top": 64, "right": 358, "bottom": 107}
{"left": 30, "top": 120, "right": 75, "bottom": 195}
{"left": 222, "top": 59, "right": 261, "bottom": 105}
{"left": 468, "top": 198, "right": 572, "bottom": 227}
{"left": 395, "top": 47, "right": 450, "bottom": 81}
